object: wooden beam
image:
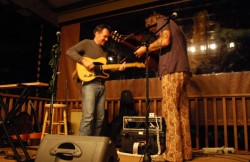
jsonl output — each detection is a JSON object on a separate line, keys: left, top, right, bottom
{"left": 58, "top": 0, "right": 159, "bottom": 24}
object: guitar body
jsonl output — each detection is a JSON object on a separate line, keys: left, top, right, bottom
{"left": 76, "top": 57, "right": 109, "bottom": 82}
{"left": 76, "top": 57, "right": 145, "bottom": 82}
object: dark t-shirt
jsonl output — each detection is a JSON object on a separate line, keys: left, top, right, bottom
{"left": 156, "top": 18, "right": 190, "bottom": 77}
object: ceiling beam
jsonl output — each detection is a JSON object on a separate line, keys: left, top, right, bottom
{"left": 9, "top": 0, "right": 58, "bottom": 26}
{"left": 58, "top": 0, "right": 159, "bottom": 24}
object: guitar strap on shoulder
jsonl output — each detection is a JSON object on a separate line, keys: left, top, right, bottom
{"left": 154, "top": 17, "right": 171, "bottom": 35}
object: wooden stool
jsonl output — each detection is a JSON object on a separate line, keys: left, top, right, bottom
{"left": 41, "top": 104, "right": 68, "bottom": 139}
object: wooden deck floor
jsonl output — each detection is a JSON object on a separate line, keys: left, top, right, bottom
{"left": 118, "top": 151, "right": 250, "bottom": 162}
{"left": 1, "top": 147, "right": 250, "bottom": 162}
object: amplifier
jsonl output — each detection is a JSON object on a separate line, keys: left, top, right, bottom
{"left": 123, "top": 116, "right": 165, "bottom": 131}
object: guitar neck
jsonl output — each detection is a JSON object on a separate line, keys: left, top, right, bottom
{"left": 102, "top": 63, "right": 144, "bottom": 70}
{"left": 120, "top": 40, "right": 137, "bottom": 51}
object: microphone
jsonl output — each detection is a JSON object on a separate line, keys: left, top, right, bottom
{"left": 168, "top": 12, "right": 178, "bottom": 19}
{"left": 56, "top": 31, "right": 61, "bottom": 36}
{"left": 56, "top": 31, "right": 61, "bottom": 44}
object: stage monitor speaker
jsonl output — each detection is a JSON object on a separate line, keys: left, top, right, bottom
{"left": 35, "top": 134, "right": 119, "bottom": 162}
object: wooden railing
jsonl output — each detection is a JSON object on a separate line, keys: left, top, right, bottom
{"left": 188, "top": 94, "right": 250, "bottom": 151}
{"left": 1, "top": 93, "right": 250, "bottom": 150}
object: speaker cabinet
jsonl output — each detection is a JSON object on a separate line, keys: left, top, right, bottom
{"left": 35, "top": 135, "right": 119, "bottom": 162}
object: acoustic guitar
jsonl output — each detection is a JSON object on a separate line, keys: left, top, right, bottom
{"left": 76, "top": 57, "right": 145, "bottom": 82}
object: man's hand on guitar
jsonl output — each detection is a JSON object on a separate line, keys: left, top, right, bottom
{"left": 134, "top": 46, "right": 146, "bottom": 58}
{"left": 119, "top": 62, "right": 126, "bottom": 71}
{"left": 82, "top": 58, "right": 94, "bottom": 71}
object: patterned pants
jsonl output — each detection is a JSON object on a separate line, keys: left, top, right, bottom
{"left": 161, "top": 72, "right": 192, "bottom": 162}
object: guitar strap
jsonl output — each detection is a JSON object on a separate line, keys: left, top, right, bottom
{"left": 154, "top": 17, "right": 171, "bottom": 35}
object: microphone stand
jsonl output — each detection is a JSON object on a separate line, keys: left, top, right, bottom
{"left": 141, "top": 16, "right": 172, "bottom": 162}
{"left": 48, "top": 32, "right": 61, "bottom": 134}
{"left": 129, "top": 26, "right": 157, "bottom": 162}
{"left": 142, "top": 40, "right": 151, "bottom": 162}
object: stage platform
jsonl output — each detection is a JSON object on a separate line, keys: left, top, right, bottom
{"left": 118, "top": 150, "right": 250, "bottom": 162}
{"left": 1, "top": 147, "right": 250, "bottom": 162}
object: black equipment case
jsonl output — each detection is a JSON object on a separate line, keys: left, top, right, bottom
{"left": 120, "top": 130, "right": 165, "bottom": 155}
{"left": 120, "top": 116, "right": 166, "bottom": 155}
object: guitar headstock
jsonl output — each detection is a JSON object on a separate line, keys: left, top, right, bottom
{"left": 110, "top": 31, "right": 123, "bottom": 43}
